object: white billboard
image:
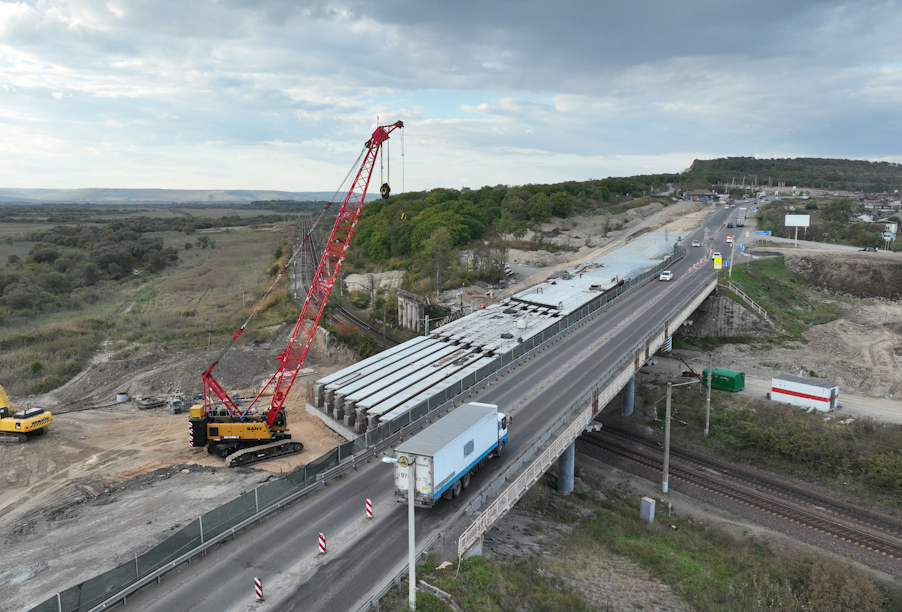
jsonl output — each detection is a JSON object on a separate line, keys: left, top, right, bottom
{"left": 784, "top": 214, "right": 810, "bottom": 227}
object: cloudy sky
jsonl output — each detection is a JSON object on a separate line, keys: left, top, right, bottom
{"left": 1, "top": 0, "right": 901, "bottom": 192}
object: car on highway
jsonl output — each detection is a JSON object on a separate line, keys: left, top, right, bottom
{"left": 713, "top": 251, "right": 722, "bottom": 259}
{"left": 691, "top": 240, "right": 701, "bottom": 247}
{"left": 726, "top": 236, "right": 733, "bottom": 243}
{"left": 727, "top": 222, "right": 733, "bottom": 228}
{"left": 659, "top": 271, "right": 673, "bottom": 281}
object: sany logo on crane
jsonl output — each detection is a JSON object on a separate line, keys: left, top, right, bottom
{"left": 191, "top": 121, "right": 404, "bottom": 466}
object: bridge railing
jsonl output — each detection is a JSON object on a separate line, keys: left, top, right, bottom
{"left": 29, "top": 246, "right": 687, "bottom": 612}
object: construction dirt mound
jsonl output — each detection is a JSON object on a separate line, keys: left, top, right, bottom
{"left": 784, "top": 251, "right": 902, "bottom": 301}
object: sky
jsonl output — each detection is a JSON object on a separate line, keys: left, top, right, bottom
{"left": 1, "top": 0, "right": 902, "bottom": 192}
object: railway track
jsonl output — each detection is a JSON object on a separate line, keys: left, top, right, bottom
{"left": 332, "top": 306, "right": 400, "bottom": 347}
{"left": 599, "top": 425, "right": 902, "bottom": 538}
{"left": 579, "top": 430, "right": 902, "bottom": 561}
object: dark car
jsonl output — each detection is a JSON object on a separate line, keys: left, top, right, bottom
{"left": 727, "top": 222, "right": 733, "bottom": 228}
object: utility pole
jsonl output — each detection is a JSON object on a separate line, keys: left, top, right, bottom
{"left": 705, "top": 354, "right": 713, "bottom": 436}
{"left": 664, "top": 380, "right": 700, "bottom": 493}
{"left": 728, "top": 238, "right": 736, "bottom": 280}
{"left": 663, "top": 382, "right": 672, "bottom": 494}
{"left": 382, "top": 299, "right": 387, "bottom": 349}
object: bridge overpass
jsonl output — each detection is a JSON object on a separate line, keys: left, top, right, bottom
{"left": 67, "top": 205, "right": 734, "bottom": 612}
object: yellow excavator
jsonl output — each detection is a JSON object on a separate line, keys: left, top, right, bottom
{"left": 0, "top": 383, "right": 52, "bottom": 443}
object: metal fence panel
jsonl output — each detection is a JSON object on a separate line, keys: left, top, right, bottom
{"left": 201, "top": 493, "right": 256, "bottom": 539}
{"left": 410, "top": 403, "right": 427, "bottom": 421}
{"left": 308, "top": 448, "right": 339, "bottom": 479}
{"left": 67, "top": 561, "right": 138, "bottom": 612}
{"left": 254, "top": 476, "right": 295, "bottom": 509}
{"left": 136, "top": 519, "right": 201, "bottom": 580}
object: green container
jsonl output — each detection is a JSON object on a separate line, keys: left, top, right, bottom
{"left": 701, "top": 367, "right": 745, "bottom": 392}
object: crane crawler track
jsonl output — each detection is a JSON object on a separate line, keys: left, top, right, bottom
{"left": 579, "top": 433, "right": 902, "bottom": 561}
{"left": 225, "top": 440, "right": 304, "bottom": 468}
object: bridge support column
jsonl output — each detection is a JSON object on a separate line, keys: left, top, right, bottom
{"left": 558, "top": 441, "right": 575, "bottom": 495}
{"left": 621, "top": 375, "right": 636, "bottom": 417}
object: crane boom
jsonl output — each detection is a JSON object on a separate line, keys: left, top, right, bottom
{"left": 200, "top": 120, "right": 403, "bottom": 429}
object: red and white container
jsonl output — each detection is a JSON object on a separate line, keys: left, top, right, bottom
{"left": 770, "top": 375, "right": 838, "bottom": 412}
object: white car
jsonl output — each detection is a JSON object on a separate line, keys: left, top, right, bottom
{"left": 726, "top": 236, "right": 733, "bottom": 244}
{"left": 659, "top": 271, "right": 673, "bottom": 281}
{"left": 713, "top": 251, "right": 722, "bottom": 259}
{"left": 691, "top": 240, "right": 701, "bottom": 247}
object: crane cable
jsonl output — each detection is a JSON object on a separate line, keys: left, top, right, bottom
{"left": 206, "top": 144, "right": 367, "bottom": 369}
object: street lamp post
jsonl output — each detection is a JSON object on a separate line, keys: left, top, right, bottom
{"left": 382, "top": 456, "right": 416, "bottom": 610}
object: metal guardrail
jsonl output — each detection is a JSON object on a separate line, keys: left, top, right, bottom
{"left": 725, "top": 281, "right": 769, "bottom": 320}
{"left": 360, "top": 274, "right": 716, "bottom": 611}
{"left": 457, "top": 276, "right": 717, "bottom": 556}
{"left": 30, "top": 246, "right": 688, "bottom": 612}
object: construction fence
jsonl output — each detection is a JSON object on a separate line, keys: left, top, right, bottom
{"left": 29, "top": 245, "right": 685, "bottom": 612}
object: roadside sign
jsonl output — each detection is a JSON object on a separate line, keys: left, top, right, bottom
{"left": 754, "top": 230, "right": 771, "bottom": 235}
{"left": 714, "top": 257, "right": 722, "bottom": 270}
{"left": 725, "top": 261, "right": 730, "bottom": 266}
{"left": 745, "top": 231, "right": 749, "bottom": 236}
{"left": 737, "top": 244, "right": 744, "bottom": 253}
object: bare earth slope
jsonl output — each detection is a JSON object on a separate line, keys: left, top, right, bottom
{"left": 784, "top": 250, "right": 902, "bottom": 301}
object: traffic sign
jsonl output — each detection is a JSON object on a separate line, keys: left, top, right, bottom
{"left": 714, "top": 257, "right": 722, "bottom": 270}
{"left": 738, "top": 244, "right": 744, "bottom": 253}
{"left": 745, "top": 231, "right": 749, "bottom": 236}
{"left": 754, "top": 230, "right": 771, "bottom": 235}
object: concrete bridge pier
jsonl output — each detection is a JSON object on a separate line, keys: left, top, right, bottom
{"left": 621, "top": 375, "right": 636, "bottom": 417}
{"left": 558, "top": 441, "right": 575, "bottom": 495}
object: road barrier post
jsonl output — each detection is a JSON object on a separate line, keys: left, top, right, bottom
{"left": 319, "top": 532, "right": 326, "bottom": 554}
{"left": 366, "top": 498, "right": 373, "bottom": 519}
{"left": 255, "top": 577, "right": 263, "bottom": 601}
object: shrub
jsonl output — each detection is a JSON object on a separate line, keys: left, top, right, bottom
{"left": 350, "top": 290, "right": 370, "bottom": 309}
{"left": 31, "top": 375, "right": 64, "bottom": 394}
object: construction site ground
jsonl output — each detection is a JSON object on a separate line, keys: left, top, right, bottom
{"left": 3, "top": 199, "right": 902, "bottom": 610}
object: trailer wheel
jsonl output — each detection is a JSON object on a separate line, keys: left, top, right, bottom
{"left": 451, "top": 480, "right": 463, "bottom": 498}
{"left": 496, "top": 442, "right": 504, "bottom": 458}
{"left": 442, "top": 488, "right": 454, "bottom": 500}
{"left": 462, "top": 472, "right": 471, "bottom": 490}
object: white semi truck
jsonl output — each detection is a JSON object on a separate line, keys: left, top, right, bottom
{"left": 391, "top": 402, "right": 508, "bottom": 506}
{"left": 736, "top": 207, "right": 748, "bottom": 227}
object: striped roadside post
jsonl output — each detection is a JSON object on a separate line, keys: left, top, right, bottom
{"left": 366, "top": 499, "right": 373, "bottom": 519}
{"left": 254, "top": 577, "right": 263, "bottom": 601}
{"left": 318, "top": 532, "right": 326, "bottom": 554}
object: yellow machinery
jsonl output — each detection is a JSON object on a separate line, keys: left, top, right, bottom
{"left": 0, "top": 384, "right": 52, "bottom": 443}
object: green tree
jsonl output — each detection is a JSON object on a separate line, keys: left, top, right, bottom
{"left": 549, "top": 191, "right": 572, "bottom": 217}
{"left": 420, "top": 227, "right": 456, "bottom": 295}
{"left": 526, "top": 193, "right": 552, "bottom": 222}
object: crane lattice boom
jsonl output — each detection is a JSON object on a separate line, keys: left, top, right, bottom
{"left": 201, "top": 121, "right": 404, "bottom": 426}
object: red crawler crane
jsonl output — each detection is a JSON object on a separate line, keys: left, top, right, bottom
{"left": 189, "top": 121, "right": 404, "bottom": 466}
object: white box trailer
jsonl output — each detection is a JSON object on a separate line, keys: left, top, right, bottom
{"left": 771, "top": 375, "right": 839, "bottom": 412}
{"left": 392, "top": 402, "right": 508, "bottom": 506}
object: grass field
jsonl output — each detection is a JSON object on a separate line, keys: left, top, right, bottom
{"left": 378, "top": 483, "right": 899, "bottom": 612}
{"left": 722, "top": 257, "right": 841, "bottom": 338}
{"left": 0, "top": 207, "right": 295, "bottom": 395}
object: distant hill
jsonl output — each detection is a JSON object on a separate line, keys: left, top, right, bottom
{"left": 685, "top": 157, "right": 902, "bottom": 192}
{"left": 0, "top": 188, "right": 381, "bottom": 204}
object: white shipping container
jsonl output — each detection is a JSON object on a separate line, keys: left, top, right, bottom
{"left": 771, "top": 375, "right": 839, "bottom": 412}
{"left": 393, "top": 402, "right": 508, "bottom": 506}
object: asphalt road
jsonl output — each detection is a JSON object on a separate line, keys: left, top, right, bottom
{"left": 121, "top": 205, "right": 735, "bottom": 612}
